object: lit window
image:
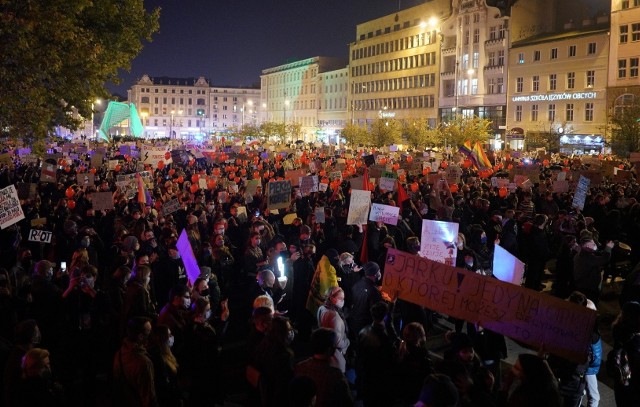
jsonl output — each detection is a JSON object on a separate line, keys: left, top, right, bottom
{"left": 518, "top": 53, "right": 525, "bottom": 64}
{"left": 586, "top": 70, "right": 595, "bottom": 87}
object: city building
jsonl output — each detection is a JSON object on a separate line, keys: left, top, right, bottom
{"left": 127, "top": 75, "right": 260, "bottom": 140}
{"left": 261, "top": 57, "right": 347, "bottom": 142}
{"left": 317, "top": 67, "right": 349, "bottom": 144}
{"left": 348, "top": 0, "right": 451, "bottom": 129}
{"left": 507, "top": 1, "right": 610, "bottom": 153}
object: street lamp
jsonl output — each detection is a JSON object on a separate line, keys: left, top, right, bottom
{"left": 91, "top": 99, "right": 101, "bottom": 141}
{"left": 169, "top": 109, "right": 183, "bottom": 139}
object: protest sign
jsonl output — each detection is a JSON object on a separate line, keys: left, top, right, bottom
{"left": 445, "top": 166, "right": 462, "bottom": 185}
{"left": 285, "top": 169, "right": 307, "bottom": 186}
{"left": 300, "top": 176, "right": 319, "bottom": 194}
{"left": 381, "top": 248, "right": 596, "bottom": 363}
{"left": 0, "top": 185, "right": 25, "bottom": 229}
{"left": 350, "top": 177, "right": 364, "bottom": 191}
{"left": 245, "top": 179, "right": 262, "bottom": 196}
{"left": 28, "top": 229, "right": 53, "bottom": 244}
{"left": 493, "top": 244, "right": 525, "bottom": 285}
{"left": 0, "top": 153, "right": 12, "bottom": 166}
{"left": 268, "top": 180, "right": 292, "bottom": 210}
{"left": 91, "top": 192, "right": 114, "bottom": 211}
{"left": 556, "top": 171, "right": 567, "bottom": 181}
{"left": 198, "top": 178, "right": 207, "bottom": 190}
{"left": 142, "top": 146, "right": 172, "bottom": 166}
{"left": 162, "top": 198, "right": 180, "bottom": 215}
{"left": 77, "top": 173, "right": 95, "bottom": 187}
{"left": 346, "top": 189, "right": 371, "bottom": 225}
{"left": 21, "top": 155, "right": 38, "bottom": 165}
{"left": 40, "top": 163, "right": 57, "bottom": 183}
{"left": 236, "top": 206, "right": 248, "bottom": 223}
{"left": 318, "top": 183, "right": 328, "bottom": 192}
{"left": 283, "top": 213, "right": 298, "bottom": 225}
{"left": 369, "top": 203, "right": 400, "bottom": 225}
{"left": 420, "top": 219, "right": 459, "bottom": 266}
{"left": 368, "top": 165, "right": 385, "bottom": 179}
{"left": 176, "top": 230, "right": 200, "bottom": 286}
{"left": 315, "top": 207, "right": 325, "bottom": 223}
{"left": 329, "top": 171, "right": 342, "bottom": 181}
{"left": 90, "top": 153, "right": 104, "bottom": 169}
{"left": 228, "top": 184, "right": 239, "bottom": 193}
{"left": 572, "top": 175, "right": 590, "bottom": 210}
{"left": 579, "top": 170, "right": 602, "bottom": 186}
{"left": 30, "top": 218, "right": 47, "bottom": 227}
{"left": 379, "top": 177, "right": 397, "bottom": 191}
{"left": 381, "top": 171, "right": 397, "bottom": 179}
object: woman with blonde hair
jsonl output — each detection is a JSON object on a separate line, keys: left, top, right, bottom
{"left": 148, "top": 325, "right": 183, "bottom": 407}
{"left": 317, "top": 286, "right": 350, "bottom": 372}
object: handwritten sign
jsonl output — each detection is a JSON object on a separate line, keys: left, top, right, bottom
{"left": 346, "top": 189, "right": 371, "bottom": 225}
{"left": 40, "top": 163, "right": 57, "bottom": 183}
{"left": 268, "top": 180, "right": 292, "bottom": 210}
{"left": 445, "top": 165, "right": 462, "bottom": 184}
{"left": 176, "top": 229, "right": 199, "bottom": 286}
{"left": 379, "top": 177, "right": 397, "bottom": 191}
{"left": 142, "top": 146, "right": 172, "bottom": 166}
{"left": 159, "top": 198, "right": 178, "bottom": 215}
{"left": 28, "top": 229, "right": 52, "bottom": 244}
{"left": 0, "top": 185, "right": 25, "bottom": 229}
{"left": 381, "top": 249, "right": 596, "bottom": 363}
{"left": 300, "top": 176, "right": 319, "bottom": 194}
{"left": 369, "top": 203, "right": 400, "bottom": 225}
{"left": 91, "top": 192, "right": 114, "bottom": 211}
{"left": 493, "top": 244, "right": 525, "bottom": 285}
{"left": 420, "top": 220, "right": 458, "bottom": 266}
{"left": 572, "top": 175, "right": 590, "bottom": 210}
{"left": 77, "top": 173, "right": 95, "bottom": 186}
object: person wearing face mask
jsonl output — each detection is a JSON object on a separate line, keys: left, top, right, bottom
{"left": 14, "top": 348, "right": 66, "bottom": 407}
{"left": 158, "top": 284, "right": 191, "bottom": 359}
{"left": 348, "top": 261, "right": 384, "bottom": 342}
{"left": 29, "top": 260, "right": 63, "bottom": 349}
{"left": 523, "top": 214, "right": 551, "bottom": 292}
{"left": 317, "top": 286, "right": 350, "bottom": 373}
{"left": 306, "top": 249, "right": 341, "bottom": 319}
{"left": 148, "top": 325, "right": 183, "bottom": 407}
{"left": 155, "top": 244, "right": 187, "bottom": 308}
{"left": 244, "top": 231, "right": 266, "bottom": 281}
{"left": 4, "top": 319, "right": 42, "bottom": 407}
{"left": 184, "top": 297, "right": 223, "bottom": 405}
{"left": 573, "top": 236, "right": 614, "bottom": 306}
{"left": 121, "top": 265, "right": 157, "bottom": 335}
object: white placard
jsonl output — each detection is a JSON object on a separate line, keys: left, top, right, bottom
{"left": 419, "top": 219, "right": 459, "bottom": 266}
{"left": 0, "top": 185, "right": 25, "bottom": 229}
{"left": 346, "top": 189, "right": 371, "bottom": 225}
{"left": 369, "top": 203, "right": 400, "bottom": 225}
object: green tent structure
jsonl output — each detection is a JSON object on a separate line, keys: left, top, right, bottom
{"left": 98, "top": 101, "right": 144, "bottom": 142}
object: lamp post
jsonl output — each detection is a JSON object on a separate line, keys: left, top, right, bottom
{"left": 91, "top": 99, "right": 101, "bottom": 141}
{"left": 170, "top": 109, "right": 183, "bottom": 139}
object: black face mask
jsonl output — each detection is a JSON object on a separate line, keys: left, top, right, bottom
{"left": 199, "top": 288, "right": 210, "bottom": 297}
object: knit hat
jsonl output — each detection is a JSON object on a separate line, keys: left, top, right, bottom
{"left": 199, "top": 266, "right": 212, "bottom": 279}
{"left": 122, "top": 236, "right": 139, "bottom": 252}
{"left": 362, "top": 261, "right": 380, "bottom": 277}
{"left": 417, "top": 374, "right": 459, "bottom": 407}
{"left": 325, "top": 249, "right": 339, "bottom": 263}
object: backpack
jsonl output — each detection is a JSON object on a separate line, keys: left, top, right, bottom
{"left": 606, "top": 333, "right": 639, "bottom": 387}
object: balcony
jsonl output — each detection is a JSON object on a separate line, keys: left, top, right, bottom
{"left": 484, "top": 64, "right": 504, "bottom": 73}
{"left": 440, "top": 70, "right": 455, "bottom": 79}
{"left": 442, "top": 46, "right": 456, "bottom": 56}
{"left": 485, "top": 37, "right": 505, "bottom": 47}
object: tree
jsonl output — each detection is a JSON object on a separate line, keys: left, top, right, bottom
{"left": 440, "top": 115, "right": 492, "bottom": 148}
{"left": 609, "top": 97, "right": 640, "bottom": 157}
{"left": 260, "top": 121, "right": 286, "bottom": 141}
{"left": 287, "top": 122, "right": 303, "bottom": 143}
{"left": 341, "top": 123, "right": 368, "bottom": 147}
{"left": 403, "top": 118, "right": 439, "bottom": 149}
{"left": 0, "top": 0, "right": 160, "bottom": 140}
{"left": 369, "top": 118, "right": 401, "bottom": 147}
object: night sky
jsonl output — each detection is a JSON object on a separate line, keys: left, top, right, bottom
{"left": 108, "top": 0, "right": 427, "bottom": 97}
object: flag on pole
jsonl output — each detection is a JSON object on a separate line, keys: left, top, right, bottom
{"left": 136, "top": 173, "right": 152, "bottom": 205}
{"left": 396, "top": 180, "right": 410, "bottom": 212}
{"left": 458, "top": 140, "right": 479, "bottom": 169}
{"left": 473, "top": 141, "right": 492, "bottom": 170}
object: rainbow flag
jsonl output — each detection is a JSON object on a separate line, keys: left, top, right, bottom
{"left": 473, "top": 142, "right": 492, "bottom": 170}
{"left": 136, "top": 173, "right": 152, "bottom": 205}
{"left": 459, "top": 140, "right": 479, "bottom": 169}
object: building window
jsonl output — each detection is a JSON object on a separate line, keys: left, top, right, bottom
{"left": 473, "top": 13, "right": 480, "bottom": 23}
{"left": 473, "top": 28, "right": 480, "bottom": 43}
{"left": 631, "top": 57, "right": 639, "bottom": 77}
{"left": 462, "top": 54, "right": 469, "bottom": 70}
{"left": 471, "top": 79, "right": 478, "bottom": 94}
{"left": 518, "top": 52, "right": 525, "bottom": 64}
{"left": 622, "top": 0, "right": 629, "bottom": 8}
{"left": 488, "top": 78, "right": 495, "bottom": 94}
{"left": 498, "top": 50, "right": 505, "bottom": 65}
{"left": 489, "top": 26, "right": 497, "bottom": 40}
{"left": 586, "top": 70, "right": 595, "bottom": 87}
{"left": 497, "top": 78, "right": 504, "bottom": 93}
{"left": 619, "top": 59, "right": 628, "bottom": 78}
{"left": 621, "top": 25, "right": 629, "bottom": 43}
{"left": 532, "top": 76, "right": 540, "bottom": 91}
{"left": 499, "top": 24, "right": 506, "bottom": 38}
{"left": 473, "top": 52, "right": 479, "bottom": 68}
{"left": 633, "top": 23, "right": 640, "bottom": 41}
{"left": 141, "top": 96, "right": 149, "bottom": 103}
{"left": 551, "top": 48, "right": 558, "bottom": 59}
{"left": 464, "top": 30, "right": 469, "bottom": 45}
{"left": 515, "top": 105, "right": 522, "bottom": 122}
{"left": 516, "top": 77, "right": 524, "bottom": 92}
{"left": 549, "top": 74, "right": 557, "bottom": 90}
{"left": 488, "top": 52, "right": 496, "bottom": 66}
{"left": 567, "top": 72, "right": 575, "bottom": 89}
{"left": 568, "top": 45, "right": 576, "bottom": 57}
{"left": 587, "top": 42, "right": 597, "bottom": 54}
{"left": 585, "top": 103, "right": 594, "bottom": 121}
{"left": 566, "top": 103, "right": 574, "bottom": 121}
{"left": 549, "top": 104, "right": 556, "bottom": 121}
{"left": 531, "top": 104, "right": 539, "bottom": 121}
{"left": 533, "top": 50, "right": 541, "bottom": 61}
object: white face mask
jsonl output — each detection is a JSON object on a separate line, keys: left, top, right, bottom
{"left": 205, "top": 310, "right": 212, "bottom": 320}
{"left": 183, "top": 297, "right": 191, "bottom": 309}
{"left": 457, "top": 242, "right": 464, "bottom": 250}
{"left": 287, "top": 330, "right": 296, "bottom": 344}
{"left": 168, "top": 336, "right": 175, "bottom": 348}
{"left": 144, "top": 275, "right": 151, "bottom": 286}
{"left": 335, "top": 299, "right": 345, "bottom": 309}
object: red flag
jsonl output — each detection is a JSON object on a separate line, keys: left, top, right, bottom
{"left": 362, "top": 167, "right": 371, "bottom": 191}
{"left": 397, "top": 180, "right": 409, "bottom": 212}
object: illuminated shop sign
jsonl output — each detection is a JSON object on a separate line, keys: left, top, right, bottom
{"left": 511, "top": 91, "right": 597, "bottom": 103}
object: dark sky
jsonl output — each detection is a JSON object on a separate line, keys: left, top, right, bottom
{"left": 109, "top": 0, "right": 426, "bottom": 97}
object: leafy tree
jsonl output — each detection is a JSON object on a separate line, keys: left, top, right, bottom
{"left": 260, "top": 121, "right": 286, "bottom": 141}
{"left": 369, "top": 118, "right": 401, "bottom": 147}
{"left": 341, "top": 123, "right": 368, "bottom": 147}
{"left": 403, "top": 118, "right": 439, "bottom": 149}
{"left": 440, "top": 115, "right": 492, "bottom": 148}
{"left": 287, "top": 122, "right": 303, "bottom": 142}
{"left": 236, "top": 124, "right": 261, "bottom": 140}
{"left": 609, "top": 98, "right": 640, "bottom": 157}
{"left": 0, "top": 0, "right": 160, "bottom": 140}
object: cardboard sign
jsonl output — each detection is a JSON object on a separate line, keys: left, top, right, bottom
{"left": 91, "top": 192, "right": 114, "bottom": 211}
{"left": 379, "top": 177, "right": 397, "bottom": 191}
{"left": 218, "top": 191, "right": 228, "bottom": 204}
{"left": 315, "top": 207, "right": 325, "bottom": 223}
{"left": 572, "top": 176, "right": 590, "bottom": 210}
{"left": 40, "top": 163, "right": 57, "bottom": 183}
{"left": 142, "top": 146, "right": 172, "bottom": 166}
{"left": 493, "top": 244, "right": 525, "bottom": 285}
{"left": 162, "top": 198, "right": 180, "bottom": 215}
{"left": 0, "top": 185, "right": 25, "bottom": 229}
{"left": 77, "top": 173, "right": 95, "bottom": 186}
{"left": 381, "top": 171, "right": 397, "bottom": 179}
{"left": 579, "top": 170, "right": 602, "bottom": 186}
{"left": 300, "top": 176, "right": 319, "bottom": 194}
{"left": 329, "top": 171, "right": 343, "bottom": 181}
{"left": 318, "top": 183, "right": 328, "bottom": 192}
{"left": 350, "top": 177, "right": 364, "bottom": 191}
{"left": 381, "top": 249, "right": 596, "bottom": 363}
{"left": 268, "top": 180, "right": 292, "bottom": 210}
{"left": 420, "top": 220, "right": 459, "bottom": 266}
{"left": 176, "top": 229, "right": 200, "bottom": 286}
{"left": 445, "top": 165, "right": 462, "bottom": 185}
{"left": 30, "top": 217, "right": 47, "bottom": 227}
{"left": 28, "top": 229, "right": 52, "bottom": 244}
{"left": 369, "top": 203, "right": 400, "bottom": 225}
{"left": 346, "top": 189, "right": 371, "bottom": 225}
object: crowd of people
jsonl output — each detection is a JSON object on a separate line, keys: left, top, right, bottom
{"left": 0, "top": 138, "right": 639, "bottom": 407}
